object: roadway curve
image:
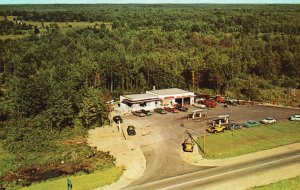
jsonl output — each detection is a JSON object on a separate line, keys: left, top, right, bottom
{"left": 124, "top": 150, "right": 300, "bottom": 190}
{"left": 130, "top": 124, "right": 212, "bottom": 185}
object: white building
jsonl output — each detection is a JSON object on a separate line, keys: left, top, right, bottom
{"left": 120, "top": 93, "right": 161, "bottom": 112}
{"left": 120, "top": 88, "right": 195, "bottom": 112}
{"left": 146, "top": 88, "right": 195, "bottom": 107}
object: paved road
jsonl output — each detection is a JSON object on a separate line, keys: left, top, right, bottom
{"left": 124, "top": 150, "right": 300, "bottom": 190}
{"left": 130, "top": 125, "right": 213, "bottom": 185}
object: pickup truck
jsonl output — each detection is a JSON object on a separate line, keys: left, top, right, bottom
{"left": 203, "top": 99, "right": 217, "bottom": 108}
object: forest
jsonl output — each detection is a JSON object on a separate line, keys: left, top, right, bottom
{"left": 0, "top": 4, "right": 300, "bottom": 188}
{"left": 0, "top": 4, "right": 300, "bottom": 130}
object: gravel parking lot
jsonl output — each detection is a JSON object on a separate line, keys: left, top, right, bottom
{"left": 124, "top": 104, "right": 299, "bottom": 136}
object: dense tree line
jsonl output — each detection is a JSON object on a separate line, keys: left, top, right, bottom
{"left": 1, "top": 4, "right": 300, "bottom": 34}
{"left": 0, "top": 17, "right": 33, "bottom": 34}
{"left": 0, "top": 4, "right": 299, "bottom": 129}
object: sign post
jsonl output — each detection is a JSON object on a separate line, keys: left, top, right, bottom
{"left": 67, "top": 178, "right": 72, "bottom": 190}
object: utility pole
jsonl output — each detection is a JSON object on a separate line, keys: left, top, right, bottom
{"left": 120, "top": 122, "right": 126, "bottom": 140}
{"left": 192, "top": 70, "right": 195, "bottom": 92}
{"left": 203, "top": 130, "right": 206, "bottom": 154}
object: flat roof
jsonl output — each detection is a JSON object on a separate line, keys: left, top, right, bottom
{"left": 147, "top": 88, "right": 194, "bottom": 96}
{"left": 124, "top": 93, "right": 158, "bottom": 101}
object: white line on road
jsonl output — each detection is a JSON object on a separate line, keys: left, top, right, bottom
{"left": 157, "top": 154, "right": 300, "bottom": 190}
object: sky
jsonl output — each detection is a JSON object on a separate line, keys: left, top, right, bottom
{"left": 1, "top": 0, "right": 300, "bottom": 4}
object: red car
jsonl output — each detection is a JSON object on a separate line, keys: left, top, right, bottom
{"left": 203, "top": 99, "right": 217, "bottom": 108}
{"left": 164, "top": 107, "right": 179, "bottom": 113}
{"left": 214, "top": 95, "right": 225, "bottom": 103}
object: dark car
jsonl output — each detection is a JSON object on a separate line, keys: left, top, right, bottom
{"left": 174, "top": 104, "right": 188, "bottom": 112}
{"left": 154, "top": 108, "right": 167, "bottom": 114}
{"left": 127, "top": 126, "right": 136, "bottom": 136}
{"left": 225, "top": 99, "right": 238, "bottom": 106}
{"left": 227, "top": 123, "right": 243, "bottom": 131}
{"left": 132, "top": 111, "right": 146, "bottom": 117}
{"left": 113, "top": 115, "right": 123, "bottom": 124}
{"left": 140, "top": 109, "right": 152, "bottom": 116}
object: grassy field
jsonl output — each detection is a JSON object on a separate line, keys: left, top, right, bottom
{"left": 197, "top": 121, "right": 300, "bottom": 159}
{"left": 0, "top": 16, "right": 111, "bottom": 40}
{"left": 250, "top": 175, "right": 300, "bottom": 190}
{"left": 20, "top": 167, "right": 123, "bottom": 190}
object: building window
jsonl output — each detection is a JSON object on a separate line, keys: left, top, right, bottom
{"left": 140, "top": 102, "right": 146, "bottom": 107}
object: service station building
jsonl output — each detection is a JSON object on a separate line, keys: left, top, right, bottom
{"left": 120, "top": 88, "right": 195, "bottom": 112}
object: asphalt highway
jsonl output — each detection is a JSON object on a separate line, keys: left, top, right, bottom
{"left": 124, "top": 150, "right": 300, "bottom": 190}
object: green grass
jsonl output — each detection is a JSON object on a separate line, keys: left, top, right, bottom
{"left": 20, "top": 167, "right": 123, "bottom": 190}
{"left": 250, "top": 175, "right": 300, "bottom": 190}
{"left": 0, "top": 126, "right": 119, "bottom": 188}
{"left": 197, "top": 121, "right": 300, "bottom": 159}
{"left": 0, "top": 34, "right": 29, "bottom": 40}
{"left": 0, "top": 143, "right": 16, "bottom": 177}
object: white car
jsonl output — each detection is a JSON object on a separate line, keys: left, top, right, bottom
{"left": 261, "top": 117, "right": 277, "bottom": 124}
{"left": 290, "top": 115, "right": 300, "bottom": 121}
{"left": 193, "top": 103, "right": 206, "bottom": 108}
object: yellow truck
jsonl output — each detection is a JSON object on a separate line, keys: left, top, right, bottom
{"left": 182, "top": 137, "right": 194, "bottom": 152}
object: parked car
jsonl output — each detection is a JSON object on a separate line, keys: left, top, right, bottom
{"left": 243, "top": 120, "right": 261, "bottom": 128}
{"left": 214, "top": 95, "right": 225, "bottom": 103}
{"left": 225, "top": 99, "right": 238, "bottom": 106}
{"left": 164, "top": 107, "right": 179, "bottom": 113}
{"left": 227, "top": 123, "right": 243, "bottom": 131}
{"left": 154, "top": 108, "right": 167, "bottom": 114}
{"left": 203, "top": 99, "right": 217, "bottom": 108}
{"left": 140, "top": 109, "right": 152, "bottom": 116}
{"left": 113, "top": 115, "right": 123, "bottom": 123}
{"left": 182, "top": 137, "right": 194, "bottom": 152}
{"left": 193, "top": 103, "right": 206, "bottom": 108}
{"left": 237, "top": 100, "right": 246, "bottom": 105}
{"left": 132, "top": 111, "right": 146, "bottom": 117}
{"left": 207, "top": 124, "right": 226, "bottom": 133}
{"left": 195, "top": 97, "right": 206, "bottom": 103}
{"left": 174, "top": 104, "right": 188, "bottom": 112}
{"left": 261, "top": 117, "right": 277, "bottom": 124}
{"left": 127, "top": 126, "right": 136, "bottom": 136}
{"left": 290, "top": 115, "right": 300, "bottom": 121}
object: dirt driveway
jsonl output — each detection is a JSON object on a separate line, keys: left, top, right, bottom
{"left": 89, "top": 104, "right": 299, "bottom": 189}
